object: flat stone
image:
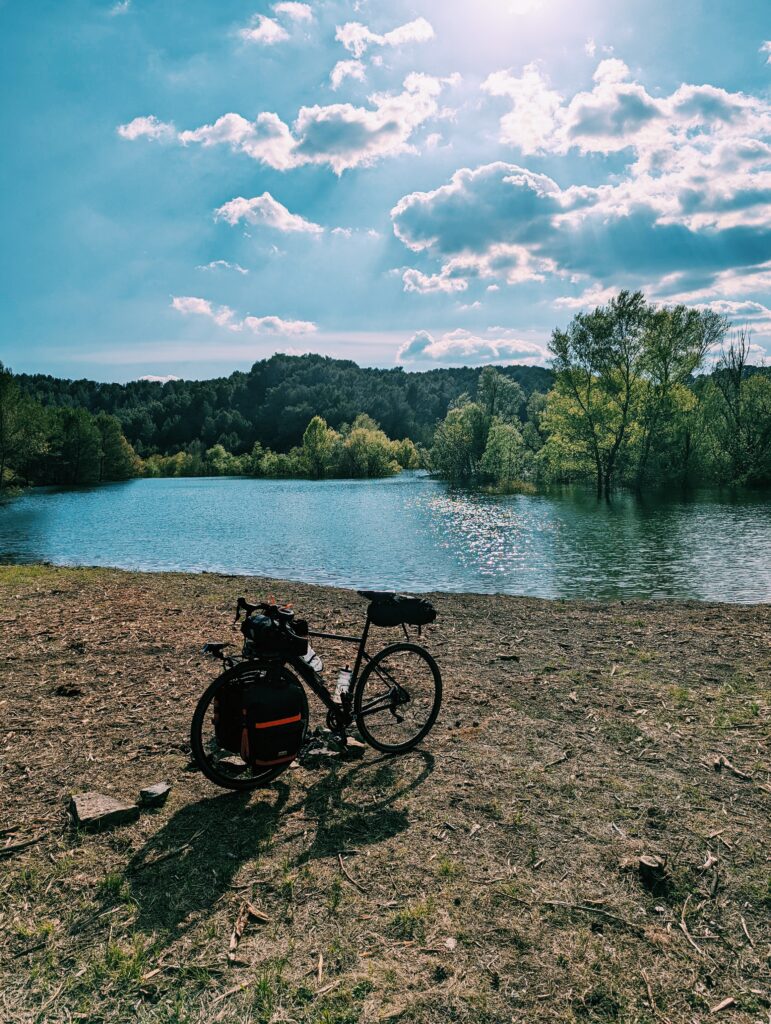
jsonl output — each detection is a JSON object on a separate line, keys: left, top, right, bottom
{"left": 70, "top": 792, "right": 139, "bottom": 831}
{"left": 343, "top": 738, "right": 367, "bottom": 759}
{"left": 138, "top": 782, "right": 172, "bottom": 807}
{"left": 218, "top": 756, "right": 248, "bottom": 774}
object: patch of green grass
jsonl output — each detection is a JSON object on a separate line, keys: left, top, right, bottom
{"left": 96, "top": 872, "right": 134, "bottom": 905}
{"left": 436, "top": 857, "right": 462, "bottom": 879}
{"left": 388, "top": 899, "right": 433, "bottom": 943}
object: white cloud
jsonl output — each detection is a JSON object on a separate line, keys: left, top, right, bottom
{"left": 330, "top": 59, "right": 366, "bottom": 90}
{"left": 335, "top": 17, "right": 434, "bottom": 58}
{"left": 273, "top": 2, "right": 313, "bottom": 22}
{"left": 137, "top": 374, "right": 181, "bottom": 383}
{"left": 240, "top": 15, "right": 289, "bottom": 45}
{"left": 172, "top": 73, "right": 452, "bottom": 173}
{"left": 110, "top": 0, "right": 131, "bottom": 15}
{"left": 196, "top": 259, "right": 249, "bottom": 275}
{"left": 171, "top": 295, "right": 316, "bottom": 335}
{"left": 554, "top": 284, "right": 619, "bottom": 310}
{"left": 401, "top": 268, "right": 468, "bottom": 294}
{"left": 241, "top": 315, "right": 317, "bottom": 335}
{"left": 214, "top": 193, "right": 323, "bottom": 233}
{"left": 397, "top": 328, "right": 549, "bottom": 365}
{"left": 117, "top": 115, "right": 175, "bottom": 141}
{"left": 482, "top": 64, "right": 563, "bottom": 155}
{"left": 761, "top": 41, "right": 771, "bottom": 64}
{"left": 584, "top": 37, "right": 596, "bottom": 58}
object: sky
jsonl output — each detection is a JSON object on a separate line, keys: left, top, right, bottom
{"left": 1, "top": 0, "right": 770, "bottom": 382}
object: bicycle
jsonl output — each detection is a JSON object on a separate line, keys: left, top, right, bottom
{"left": 190, "top": 590, "right": 443, "bottom": 791}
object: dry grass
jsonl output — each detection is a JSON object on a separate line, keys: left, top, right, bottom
{"left": 0, "top": 564, "right": 769, "bottom": 1023}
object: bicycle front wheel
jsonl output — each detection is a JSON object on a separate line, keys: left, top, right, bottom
{"left": 190, "top": 661, "right": 309, "bottom": 791}
{"left": 353, "top": 642, "right": 442, "bottom": 754}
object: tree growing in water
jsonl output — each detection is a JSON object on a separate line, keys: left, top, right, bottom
{"left": 546, "top": 291, "right": 727, "bottom": 497}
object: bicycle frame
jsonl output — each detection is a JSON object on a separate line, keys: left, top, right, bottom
{"left": 288, "top": 617, "right": 375, "bottom": 724}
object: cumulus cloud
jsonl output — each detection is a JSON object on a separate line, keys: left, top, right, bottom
{"left": 171, "top": 295, "right": 316, "bottom": 334}
{"left": 273, "top": 2, "right": 313, "bottom": 22}
{"left": 137, "top": 374, "right": 181, "bottom": 383}
{"left": 330, "top": 59, "right": 366, "bottom": 91}
{"left": 167, "top": 73, "right": 453, "bottom": 173}
{"left": 335, "top": 17, "right": 434, "bottom": 59}
{"left": 394, "top": 58, "right": 771, "bottom": 296}
{"left": 401, "top": 268, "right": 468, "bottom": 294}
{"left": 195, "top": 259, "right": 249, "bottom": 275}
{"left": 482, "top": 64, "right": 563, "bottom": 155}
{"left": 214, "top": 193, "right": 323, "bottom": 233}
{"left": 117, "top": 115, "right": 175, "bottom": 140}
{"left": 762, "top": 41, "right": 771, "bottom": 64}
{"left": 239, "top": 15, "right": 289, "bottom": 44}
{"left": 397, "top": 328, "right": 549, "bottom": 366}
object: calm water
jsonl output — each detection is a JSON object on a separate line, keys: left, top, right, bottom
{"left": 0, "top": 475, "right": 769, "bottom": 602}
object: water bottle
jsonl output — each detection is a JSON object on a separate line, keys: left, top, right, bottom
{"left": 333, "top": 665, "right": 352, "bottom": 704}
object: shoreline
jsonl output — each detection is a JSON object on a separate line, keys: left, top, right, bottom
{"left": 2, "top": 559, "right": 770, "bottom": 607}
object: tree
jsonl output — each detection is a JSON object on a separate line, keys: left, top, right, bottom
{"left": 48, "top": 408, "right": 102, "bottom": 485}
{"left": 94, "top": 413, "right": 141, "bottom": 481}
{"left": 430, "top": 402, "right": 488, "bottom": 483}
{"left": 477, "top": 366, "right": 524, "bottom": 422}
{"left": 480, "top": 420, "right": 528, "bottom": 486}
{"left": 633, "top": 305, "right": 726, "bottom": 489}
{"left": 301, "top": 416, "right": 339, "bottom": 479}
{"left": 549, "top": 290, "right": 649, "bottom": 497}
{"left": 0, "top": 365, "right": 42, "bottom": 489}
{"left": 699, "top": 329, "right": 771, "bottom": 484}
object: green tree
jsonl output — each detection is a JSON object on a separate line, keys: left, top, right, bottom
{"left": 49, "top": 408, "right": 102, "bottom": 485}
{"left": 549, "top": 290, "right": 650, "bottom": 497}
{"left": 480, "top": 420, "right": 528, "bottom": 486}
{"left": 430, "top": 402, "right": 488, "bottom": 483}
{"left": 301, "top": 416, "right": 339, "bottom": 478}
{"left": 477, "top": 366, "right": 525, "bottom": 422}
{"left": 94, "top": 413, "right": 140, "bottom": 481}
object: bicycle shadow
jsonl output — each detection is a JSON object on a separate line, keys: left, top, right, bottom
{"left": 124, "top": 783, "right": 291, "bottom": 938}
{"left": 121, "top": 750, "right": 434, "bottom": 940}
{"left": 287, "top": 749, "right": 435, "bottom": 864}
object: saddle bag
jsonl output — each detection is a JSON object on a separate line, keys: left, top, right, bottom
{"left": 368, "top": 594, "right": 437, "bottom": 629}
{"left": 214, "top": 672, "right": 306, "bottom": 768}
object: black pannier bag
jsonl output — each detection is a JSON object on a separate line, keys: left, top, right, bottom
{"left": 214, "top": 673, "right": 305, "bottom": 768}
{"left": 367, "top": 594, "right": 437, "bottom": 629}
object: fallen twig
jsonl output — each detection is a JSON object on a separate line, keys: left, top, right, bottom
{"left": 679, "top": 894, "right": 703, "bottom": 956}
{"left": 337, "top": 852, "right": 369, "bottom": 893}
{"left": 499, "top": 892, "right": 648, "bottom": 936}
{"left": 0, "top": 835, "right": 45, "bottom": 859}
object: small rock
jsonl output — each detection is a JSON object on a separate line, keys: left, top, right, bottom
{"left": 218, "top": 756, "right": 248, "bottom": 774}
{"left": 70, "top": 792, "right": 139, "bottom": 831}
{"left": 138, "top": 782, "right": 171, "bottom": 807}
{"left": 343, "top": 737, "right": 366, "bottom": 759}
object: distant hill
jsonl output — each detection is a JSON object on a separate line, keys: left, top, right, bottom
{"left": 15, "top": 354, "right": 554, "bottom": 457}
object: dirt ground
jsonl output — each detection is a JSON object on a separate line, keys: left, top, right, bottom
{"left": 0, "top": 564, "right": 769, "bottom": 1024}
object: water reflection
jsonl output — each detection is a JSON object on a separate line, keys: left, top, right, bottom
{"left": 0, "top": 475, "right": 768, "bottom": 602}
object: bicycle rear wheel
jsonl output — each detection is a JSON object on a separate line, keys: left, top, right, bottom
{"left": 353, "top": 642, "right": 442, "bottom": 754}
{"left": 190, "top": 661, "right": 309, "bottom": 791}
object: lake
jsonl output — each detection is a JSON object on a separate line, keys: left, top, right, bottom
{"left": 1, "top": 475, "right": 769, "bottom": 602}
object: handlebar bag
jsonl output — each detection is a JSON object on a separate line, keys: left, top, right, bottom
{"left": 241, "top": 613, "right": 308, "bottom": 657}
{"left": 368, "top": 595, "right": 437, "bottom": 628}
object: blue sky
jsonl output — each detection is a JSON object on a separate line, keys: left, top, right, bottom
{"left": 1, "top": 0, "right": 770, "bottom": 381}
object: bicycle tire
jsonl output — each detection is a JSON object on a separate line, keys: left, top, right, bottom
{"left": 190, "top": 661, "right": 309, "bottom": 791}
{"left": 353, "top": 642, "right": 442, "bottom": 754}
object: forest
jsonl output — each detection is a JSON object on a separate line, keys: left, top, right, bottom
{"left": 1, "top": 292, "right": 769, "bottom": 493}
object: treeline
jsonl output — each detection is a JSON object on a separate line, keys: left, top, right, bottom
{"left": 15, "top": 355, "right": 552, "bottom": 456}
{"left": 430, "top": 293, "right": 771, "bottom": 494}
{"left": 144, "top": 415, "right": 419, "bottom": 480}
{"left": 0, "top": 366, "right": 140, "bottom": 489}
